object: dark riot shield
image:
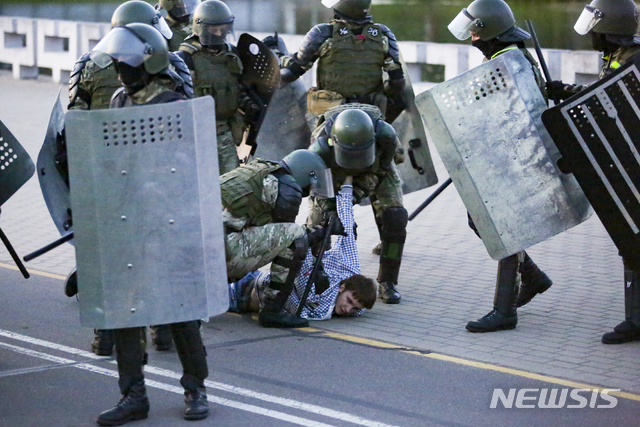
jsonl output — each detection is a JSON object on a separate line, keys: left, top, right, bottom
{"left": 37, "top": 87, "right": 73, "bottom": 240}
{"left": 65, "top": 96, "right": 228, "bottom": 329}
{"left": 387, "top": 52, "right": 439, "bottom": 194}
{"left": 237, "top": 33, "right": 280, "bottom": 105}
{"left": 253, "top": 34, "right": 311, "bottom": 162}
{"left": 416, "top": 49, "right": 592, "bottom": 260}
{"left": 0, "top": 120, "right": 35, "bottom": 206}
{"left": 541, "top": 58, "right": 640, "bottom": 270}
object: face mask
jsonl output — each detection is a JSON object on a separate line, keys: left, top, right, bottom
{"left": 591, "top": 32, "right": 608, "bottom": 52}
{"left": 471, "top": 39, "right": 495, "bottom": 58}
{"left": 114, "top": 61, "right": 149, "bottom": 94}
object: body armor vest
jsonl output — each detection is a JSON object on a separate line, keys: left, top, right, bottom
{"left": 183, "top": 42, "right": 243, "bottom": 121}
{"left": 220, "top": 160, "right": 282, "bottom": 227}
{"left": 84, "top": 61, "right": 122, "bottom": 110}
{"left": 316, "top": 21, "right": 387, "bottom": 97}
{"left": 601, "top": 44, "right": 640, "bottom": 78}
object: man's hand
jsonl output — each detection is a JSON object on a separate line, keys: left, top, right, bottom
{"left": 546, "top": 80, "right": 578, "bottom": 101}
{"left": 328, "top": 215, "right": 347, "bottom": 237}
{"left": 274, "top": 174, "right": 302, "bottom": 222}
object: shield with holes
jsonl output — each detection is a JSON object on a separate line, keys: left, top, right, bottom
{"left": 65, "top": 96, "right": 228, "bottom": 329}
{"left": 37, "top": 87, "right": 74, "bottom": 240}
{"left": 387, "top": 51, "right": 439, "bottom": 194}
{"left": 542, "top": 58, "right": 640, "bottom": 269}
{"left": 253, "top": 34, "right": 311, "bottom": 162}
{"left": 0, "top": 120, "right": 35, "bottom": 207}
{"left": 416, "top": 49, "right": 592, "bottom": 260}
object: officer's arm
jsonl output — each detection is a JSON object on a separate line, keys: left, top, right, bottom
{"left": 379, "top": 24, "right": 405, "bottom": 93}
{"left": 281, "top": 24, "right": 332, "bottom": 82}
{"left": 375, "top": 120, "right": 398, "bottom": 169}
{"left": 168, "top": 52, "right": 194, "bottom": 98}
{"left": 175, "top": 49, "right": 195, "bottom": 70}
{"left": 68, "top": 53, "right": 93, "bottom": 110}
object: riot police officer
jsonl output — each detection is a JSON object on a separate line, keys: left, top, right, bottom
{"left": 306, "top": 105, "right": 407, "bottom": 304}
{"left": 222, "top": 149, "right": 336, "bottom": 327}
{"left": 67, "top": 0, "right": 193, "bottom": 356}
{"left": 546, "top": 0, "right": 640, "bottom": 344}
{"left": 177, "top": 0, "right": 262, "bottom": 175}
{"left": 279, "top": 0, "right": 405, "bottom": 120}
{"left": 90, "top": 23, "right": 209, "bottom": 425}
{"left": 448, "top": 0, "right": 553, "bottom": 332}
{"left": 155, "top": 0, "right": 201, "bottom": 51}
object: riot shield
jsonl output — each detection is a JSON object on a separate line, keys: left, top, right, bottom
{"left": 387, "top": 52, "right": 439, "bottom": 194}
{"left": 37, "top": 87, "right": 73, "bottom": 240}
{"left": 237, "top": 33, "right": 281, "bottom": 154}
{"left": 541, "top": 58, "right": 640, "bottom": 270}
{"left": 253, "top": 34, "right": 311, "bottom": 162}
{"left": 417, "top": 49, "right": 592, "bottom": 260}
{"left": 65, "top": 96, "right": 228, "bottom": 329}
{"left": 0, "top": 120, "right": 35, "bottom": 206}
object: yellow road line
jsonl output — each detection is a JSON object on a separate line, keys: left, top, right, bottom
{"left": 6, "top": 263, "right": 639, "bottom": 402}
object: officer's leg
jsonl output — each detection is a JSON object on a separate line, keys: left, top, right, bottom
{"left": 97, "top": 327, "right": 149, "bottom": 426}
{"left": 170, "top": 321, "right": 209, "bottom": 420}
{"left": 602, "top": 257, "right": 640, "bottom": 344}
{"left": 516, "top": 252, "right": 553, "bottom": 307}
{"left": 217, "top": 125, "right": 239, "bottom": 175}
{"left": 92, "top": 329, "right": 115, "bottom": 356}
{"left": 149, "top": 324, "right": 173, "bottom": 351}
{"left": 466, "top": 252, "right": 523, "bottom": 332}
{"left": 259, "top": 235, "right": 309, "bottom": 328}
{"left": 370, "top": 194, "right": 383, "bottom": 255}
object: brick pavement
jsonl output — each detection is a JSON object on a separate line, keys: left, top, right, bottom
{"left": 0, "top": 70, "right": 638, "bottom": 395}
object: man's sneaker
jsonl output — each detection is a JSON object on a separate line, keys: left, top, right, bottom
{"left": 466, "top": 309, "right": 517, "bottom": 332}
{"left": 378, "top": 281, "right": 401, "bottom": 304}
{"left": 601, "top": 320, "right": 640, "bottom": 344}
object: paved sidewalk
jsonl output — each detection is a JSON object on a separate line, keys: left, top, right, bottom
{"left": 1, "top": 70, "right": 638, "bottom": 395}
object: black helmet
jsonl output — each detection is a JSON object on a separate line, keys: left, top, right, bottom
{"left": 91, "top": 23, "right": 170, "bottom": 75}
{"left": 158, "top": 0, "right": 201, "bottom": 18}
{"left": 192, "top": 0, "right": 235, "bottom": 46}
{"left": 111, "top": 0, "right": 173, "bottom": 39}
{"left": 330, "top": 109, "right": 375, "bottom": 170}
{"left": 574, "top": 0, "right": 639, "bottom": 36}
{"left": 280, "top": 150, "right": 334, "bottom": 198}
{"left": 448, "top": 0, "right": 530, "bottom": 42}
{"left": 323, "top": 0, "right": 372, "bottom": 21}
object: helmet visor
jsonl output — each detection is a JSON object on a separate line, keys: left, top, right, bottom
{"left": 310, "top": 168, "right": 335, "bottom": 199}
{"left": 574, "top": 6, "right": 604, "bottom": 35}
{"left": 172, "top": 0, "right": 200, "bottom": 18}
{"left": 333, "top": 137, "right": 375, "bottom": 170}
{"left": 91, "top": 27, "right": 154, "bottom": 69}
{"left": 152, "top": 12, "right": 174, "bottom": 39}
{"left": 198, "top": 22, "right": 234, "bottom": 45}
{"left": 448, "top": 8, "right": 480, "bottom": 40}
{"left": 321, "top": 0, "right": 341, "bottom": 8}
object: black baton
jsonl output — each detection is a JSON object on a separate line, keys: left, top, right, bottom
{"left": 408, "top": 177, "right": 453, "bottom": 221}
{"left": 525, "top": 19, "right": 560, "bottom": 105}
{"left": 23, "top": 232, "right": 74, "bottom": 262}
{"left": 0, "top": 226, "right": 30, "bottom": 278}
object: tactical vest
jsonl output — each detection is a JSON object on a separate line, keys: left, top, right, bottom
{"left": 167, "top": 22, "right": 192, "bottom": 52}
{"left": 220, "top": 160, "right": 282, "bottom": 227}
{"left": 601, "top": 44, "right": 640, "bottom": 78}
{"left": 181, "top": 42, "right": 242, "bottom": 121}
{"left": 316, "top": 21, "right": 387, "bottom": 97}
{"left": 85, "top": 61, "right": 121, "bottom": 110}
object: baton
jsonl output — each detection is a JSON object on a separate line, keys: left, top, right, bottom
{"left": 23, "top": 231, "right": 74, "bottom": 262}
{"left": 0, "top": 226, "right": 30, "bottom": 278}
{"left": 525, "top": 19, "right": 560, "bottom": 105}
{"left": 295, "top": 214, "right": 337, "bottom": 317}
{"left": 408, "top": 177, "right": 453, "bottom": 221}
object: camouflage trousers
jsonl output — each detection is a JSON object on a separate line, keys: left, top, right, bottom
{"left": 225, "top": 223, "right": 305, "bottom": 287}
{"left": 217, "top": 123, "right": 239, "bottom": 175}
{"left": 307, "top": 163, "right": 404, "bottom": 227}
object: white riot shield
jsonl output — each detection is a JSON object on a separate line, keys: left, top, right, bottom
{"left": 416, "top": 49, "right": 592, "bottom": 260}
{"left": 66, "top": 96, "right": 228, "bottom": 329}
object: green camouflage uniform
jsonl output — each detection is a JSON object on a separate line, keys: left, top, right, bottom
{"left": 221, "top": 160, "right": 306, "bottom": 300}
{"left": 165, "top": 15, "right": 193, "bottom": 52}
{"left": 68, "top": 54, "right": 121, "bottom": 111}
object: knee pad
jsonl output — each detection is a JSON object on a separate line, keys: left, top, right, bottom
{"left": 381, "top": 207, "right": 408, "bottom": 240}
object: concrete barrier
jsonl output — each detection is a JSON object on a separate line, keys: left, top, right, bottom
{"left": 0, "top": 16, "right": 602, "bottom": 88}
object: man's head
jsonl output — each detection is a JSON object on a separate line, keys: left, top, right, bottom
{"left": 331, "top": 109, "right": 376, "bottom": 170}
{"left": 280, "top": 150, "right": 335, "bottom": 198}
{"left": 574, "top": 0, "right": 639, "bottom": 50}
{"left": 192, "top": 0, "right": 235, "bottom": 47}
{"left": 111, "top": 0, "right": 173, "bottom": 39}
{"left": 158, "top": 0, "right": 201, "bottom": 21}
{"left": 448, "top": 0, "right": 529, "bottom": 43}
{"left": 334, "top": 274, "right": 377, "bottom": 316}
{"left": 91, "top": 23, "right": 170, "bottom": 94}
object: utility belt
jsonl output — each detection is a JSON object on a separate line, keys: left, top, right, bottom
{"left": 307, "top": 87, "right": 387, "bottom": 116}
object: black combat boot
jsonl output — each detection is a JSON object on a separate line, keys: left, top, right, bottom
{"left": 602, "top": 259, "right": 640, "bottom": 344}
{"left": 150, "top": 324, "right": 172, "bottom": 351}
{"left": 170, "top": 321, "right": 210, "bottom": 420}
{"left": 92, "top": 329, "right": 115, "bottom": 356}
{"left": 377, "top": 207, "right": 408, "bottom": 304}
{"left": 259, "top": 292, "right": 309, "bottom": 328}
{"left": 64, "top": 267, "right": 78, "bottom": 297}
{"left": 378, "top": 281, "right": 401, "bottom": 304}
{"left": 97, "top": 381, "right": 149, "bottom": 426}
{"left": 516, "top": 252, "right": 553, "bottom": 307}
{"left": 467, "top": 252, "right": 522, "bottom": 332}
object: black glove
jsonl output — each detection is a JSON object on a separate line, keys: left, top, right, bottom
{"left": 273, "top": 174, "right": 303, "bottom": 222}
{"left": 546, "top": 80, "right": 578, "bottom": 101}
{"left": 306, "top": 225, "right": 327, "bottom": 248}
{"left": 328, "top": 215, "right": 347, "bottom": 237}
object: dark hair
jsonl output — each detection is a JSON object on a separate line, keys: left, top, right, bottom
{"left": 340, "top": 274, "right": 377, "bottom": 309}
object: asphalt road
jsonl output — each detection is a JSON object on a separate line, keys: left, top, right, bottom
{"left": 1, "top": 265, "right": 639, "bottom": 427}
